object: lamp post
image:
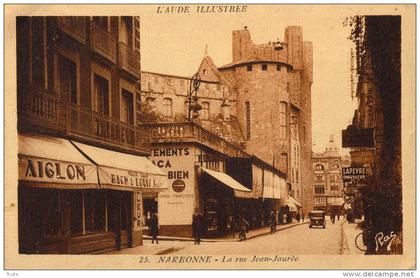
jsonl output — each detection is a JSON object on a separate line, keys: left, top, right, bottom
{"left": 187, "top": 72, "right": 202, "bottom": 121}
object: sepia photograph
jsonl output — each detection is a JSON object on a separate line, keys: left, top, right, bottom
{"left": 3, "top": 3, "right": 416, "bottom": 270}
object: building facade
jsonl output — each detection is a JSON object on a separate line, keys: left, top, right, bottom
{"left": 16, "top": 16, "right": 167, "bottom": 254}
{"left": 139, "top": 24, "right": 312, "bottom": 236}
{"left": 343, "top": 16, "right": 402, "bottom": 254}
{"left": 312, "top": 136, "right": 345, "bottom": 213}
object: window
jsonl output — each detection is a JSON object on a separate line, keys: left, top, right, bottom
{"left": 303, "top": 124, "right": 306, "bottom": 142}
{"left": 31, "top": 17, "right": 45, "bottom": 86}
{"left": 247, "top": 64, "right": 252, "bottom": 71}
{"left": 330, "top": 164, "right": 339, "bottom": 171}
{"left": 45, "top": 190, "right": 61, "bottom": 236}
{"left": 201, "top": 102, "right": 209, "bottom": 120}
{"left": 245, "top": 101, "right": 251, "bottom": 140}
{"left": 315, "top": 185, "right": 325, "bottom": 194}
{"left": 70, "top": 191, "right": 83, "bottom": 236}
{"left": 146, "top": 97, "right": 156, "bottom": 108}
{"left": 314, "top": 164, "right": 324, "bottom": 171}
{"left": 93, "top": 16, "right": 109, "bottom": 30}
{"left": 295, "top": 169, "right": 299, "bottom": 182}
{"left": 330, "top": 185, "right": 339, "bottom": 192}
{"left": 121, "top": 90, "right": 134, "bottom": 124}
{"left": 329, "top": 175, "right": 339, "bottom": 183}
{"left": 276, "top": 64, "right": 281, "bottom": 71}
{"left": 85, "top": 190, "right": 106, "bottom": 233}
{"left": 286, "top": 82, "right": 290, "bottom": 94}
{"left": 261, "top": 64, "right": 268, "bottom": 71}
{"left": 279, "top": 102, "right": 287, "bottom": 139}
{"left": 94, "top": 74, "right": 109, "bottom": 116}
{"left": 315, "top": 174, "right": 324, "bottom": 183}
{"left": 121, "top": 17, "right": 133, "bottom": 48}
{"left": 59, "top": 56, "right": 77, "bottom": 104}
{"left": 163, "top": 98, "right": 173, "bottom": 118}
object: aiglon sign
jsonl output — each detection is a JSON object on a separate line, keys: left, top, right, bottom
{"left": 19, "top": 157, "right": 97, "bottom": 184}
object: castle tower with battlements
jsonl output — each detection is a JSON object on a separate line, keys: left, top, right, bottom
{"left": 219, "top": 25, "right": 314, "bottom": 213}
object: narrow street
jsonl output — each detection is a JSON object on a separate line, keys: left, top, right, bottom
{"left": 171, "top": 219, "right": 345, "bottom": 255}
{"left": 110, "top": 218, "right": 348, "bottom": 256}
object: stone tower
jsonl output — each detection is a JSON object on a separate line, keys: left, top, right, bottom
{"left": 219, "top": 25, "right": 314, "bottom": 213}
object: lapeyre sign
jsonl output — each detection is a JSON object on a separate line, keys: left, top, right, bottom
{"left": 342, "top": 167, "right": 367, "bottom": 181}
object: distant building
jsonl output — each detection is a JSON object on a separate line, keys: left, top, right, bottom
{"left": 312, "top": 136, "right": 345, "bottom": 213}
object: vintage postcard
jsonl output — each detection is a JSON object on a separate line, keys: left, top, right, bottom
{"left": 3, "top": 4, "right": 416, "bottom": 270}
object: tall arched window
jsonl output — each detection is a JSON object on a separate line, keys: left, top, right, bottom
{"left": 163, "top": 98, "right": 173, "bottom": 118}
{"left": 201, "top": 102, "right": 209, "bottom": 120}
{"left": 279, "top": 101, "right": 287, "bottom": 139}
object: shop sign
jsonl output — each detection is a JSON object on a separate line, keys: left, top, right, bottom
{"left": 172, "top": 179, "right": 186, "bottom": 193}
{"left": 342, "top": 167, "right": 367, "bottom": 182}
{"left": 18, "top": 157, "right": 97, "bottom": 184}
{"left": 99, "top": 167, "right": 167, "bottom": 189}
{"left": 133, "top": 191, "right": 143, "bottom": 231}
{"left": 342, "top": 127, "right": 374, "bottom": 148}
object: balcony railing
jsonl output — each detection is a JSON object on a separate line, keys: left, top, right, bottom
{"left": 18, "top": 86, "right": 65, "bottom": 131}
{"left": 118, "top": 42, "right": 140, "bottom": 77}
{"left": 57, "top": 17, "right": 86, "bottom": 43}
{"left": 90, "top": 23, "right": 116, "bottom": 63}
{"left": 18, "top": 89, "right": 150, "bottom": 154}
{"left": 140, "top": 122, "right": 248, "bottom": 157}
{"left": 67, "top": 104, "right": 150, "bottom": 152}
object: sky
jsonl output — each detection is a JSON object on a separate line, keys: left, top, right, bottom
{"left": 138, "top": 5, "right": 361, "bottom": 154}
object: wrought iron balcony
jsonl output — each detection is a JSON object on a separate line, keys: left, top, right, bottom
{"left": 140, "top": 122, "right": 248, "bottom": 157}
{"left": 118, "top": 42, "right": 140, "bottom": 78}
{"left": 57, "top": 17, "right": 86, "bottom": 44}
{"left": 90, "top": 22, "right": 117, "bottom": 63}
{"left": 18, "top": 86, "right": 66, "bottom": 132}
{"left": 67, "top": 104, "right": 150, "bottom": 153}
{"left": 18, "top": 89, "right": 150, "bottom": 154}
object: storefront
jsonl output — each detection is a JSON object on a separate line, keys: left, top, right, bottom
{"left": 18, "top": 134, "right": 166, "bottom": 254}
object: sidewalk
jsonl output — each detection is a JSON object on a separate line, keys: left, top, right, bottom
{"left": 341, "top": 219, "right": 365, "bottom": 255}
{"left": 106, "top": 220, "right": 308, "bottom": 255}
{"left": 143, "top": 220, "right": 308, "bottom": 243}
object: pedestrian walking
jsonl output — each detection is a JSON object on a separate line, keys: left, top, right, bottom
{"left": 282, "top": 213, "right": 287, "bottom": 225}
{"left": 239, "top": 217, "right": 249, "bottom": 241}
{"left": 296, "top": 212, "right": 301, "bottom": 222}
{"left": 330, "top": 213, "right": 335, "bottom": 224}
{"left": 337, "top": 214, "right": 340, "bottom": 221}
{"left": 150, "top": 213, "right": 159, "bottom": 244}
{"left": 301, "top": 213, "right": 305, "bottom": 222}
{"left": 228, "top": 216, "right": 236, "bottom": 238}
{"left": 192, "top": 208, "right": 204, "bottom": 245}
{"left": 270, "top": 211, "right": 276, "bottom": 233}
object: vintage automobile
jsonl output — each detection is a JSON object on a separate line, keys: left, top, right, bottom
{"left": 308, "top": 210, "right": 326, "bottom": 228}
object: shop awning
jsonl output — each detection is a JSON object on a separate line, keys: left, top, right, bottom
{"left": 18, "top": 134, "right": 98, "bottom": 189}
{"left": 279, "top": 195, "right": 302, "bottom": 212}
{"left": 200, "top": 167, "right": 252, "bottom": 197}
{"left": 288, "top": 195, "right": 302, "bottom": 207}
{"left": 72, "top": 141, "right": 167, "bottom": 192}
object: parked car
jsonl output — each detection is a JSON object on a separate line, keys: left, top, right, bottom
{"left": 309, "top": 210, "right": 326, "bottom": 228}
